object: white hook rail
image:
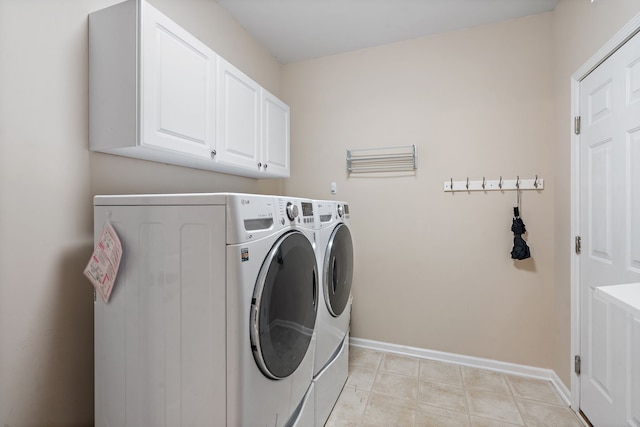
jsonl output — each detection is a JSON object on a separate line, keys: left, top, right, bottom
{"left": 443, "top": 176, "right": 543, "bottom": 192}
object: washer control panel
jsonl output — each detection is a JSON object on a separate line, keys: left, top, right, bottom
{"left": 286, "top": 202, "right": 299, "bottom": 221}
{"left": 276, "top": 198, "right": 315, "bottom": 227}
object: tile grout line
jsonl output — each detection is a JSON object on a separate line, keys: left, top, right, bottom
{"left": 506, "top": 375, "right": 529, "bottom": 427}
{"left": 361, "top": 350, "right": 382, "bottom": 425}
{"left": 460, "top": 366, "right": 473, "bottom": 426}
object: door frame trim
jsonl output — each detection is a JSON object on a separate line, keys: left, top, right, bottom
{"left": 570, "top": 12, "right": 640, "bottom": 411}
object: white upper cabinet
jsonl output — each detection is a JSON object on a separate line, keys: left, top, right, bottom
{"left": 89, "top": 0, "right": 216, "bottom": 164}
{"left": 140, "top": 2, "right": 215, "bottom": 158}
{"left": 216, "top": 58, "right": 290, "bottom": 178}
{"left": 89, "top": 0, "right": 290, "bottom": 178}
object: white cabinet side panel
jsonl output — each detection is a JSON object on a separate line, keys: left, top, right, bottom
{"left": 89, "top": 0, "right": 138, "bottom": 151}
{"left": 180, "top": 222, "right": 226, "bottom": 426}
{"left": 94, "top": 205, "right": 226, "bottom": 427}
{"left": 94, "top": 219, "right": 128, "bottom": 427}
{"left": 139, "top": 222, "right": 167, "bottom": 426}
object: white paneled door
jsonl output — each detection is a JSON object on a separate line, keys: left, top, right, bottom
{"left": 579, "top": 29, "right": 640, "bottom": 426}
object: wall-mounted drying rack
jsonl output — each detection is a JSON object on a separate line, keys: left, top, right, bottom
{"left": 347, "top": 145, "right": 417, "bottom": 173}
{"left": 443, "top": 176, "right": 544, "bottom": 192}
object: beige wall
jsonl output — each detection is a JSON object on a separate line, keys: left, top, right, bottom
{"left": 2, "top": 0, "right": 640, "bottom": 424}
{"left": 282, "top": 14, "right": 556, "bottom": 368}
{"left": 550, "top": 0, "right": 640, "bottom": 388}
{"left": 0, "top": 0, "right": 281, "bottom": 425}
{"left": 281, "top": 0, "right": 640, "bottom": 392}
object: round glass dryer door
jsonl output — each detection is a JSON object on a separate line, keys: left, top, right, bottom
{"left": 324, "top": 223, "right": 353, "bottom": 317}
{"left": 251, "top": 231, "right": 318, "bottom": 379}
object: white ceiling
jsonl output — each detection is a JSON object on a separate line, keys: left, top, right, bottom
{"left": 215, "top": 0, "right": 560, "bottom": 64}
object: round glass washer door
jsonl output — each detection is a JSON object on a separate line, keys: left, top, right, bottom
{"left": 250, "top": 230, "right": 318, "bottom": 380}
{"left": 324, "top": 223, "right": 353, "bottom": 317}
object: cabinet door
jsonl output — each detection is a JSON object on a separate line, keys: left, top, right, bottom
{"left": 215, "top": 57, "right": 262, "bottom": 172}
{"left": 262, "top": 90, "right": 290, "bottom": 177}
{"left": 141, "top": 1, "right": 216, "bottom": 159}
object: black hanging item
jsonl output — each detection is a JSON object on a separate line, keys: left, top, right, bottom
{"left": 510, "top": 189, "right": 531, "bottom": 260}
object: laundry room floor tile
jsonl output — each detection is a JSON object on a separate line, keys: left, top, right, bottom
{"left": 418, "top": 380, "right": 467, "bottom": 413}
{"left": 379, "top": 353, "right": 419, "bottom": 377}
{"left": 418, "top": 358, "right": 463, "bottom": 387}
{"left": 349, "top": 347, "right": 383, "bottom": 370}
{"left": 361, "top": 392, "right": 416, "bottom": 427}
{"left": 506, "top": 374, "right": 565, "bottom": 405}
{"left": 415, "top": 405, "right": 470, "bottom": 427}
{"left": 326, "top": 386, "right": 369, "bottom": 423}
{"left": 345, "top": 366, "right": 377, "bottom": 391}
{"left": 465, "top": 388, "right": 524, "bottom": 425}
{"left": 462, "top": 366, "right": 511, "bottom": 395}
{"left": 326, "top": 346, "right": 586, "bottom": 427}
{"left": 372, "top": 372, "right": 419, "bottom": 400}
{"left": 516, "top": 399, "right": 584, "bottom": 427}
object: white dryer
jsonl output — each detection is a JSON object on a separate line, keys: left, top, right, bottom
{"left": 93, "top": 193, "right": 318, "bottom": 427}
{"left": 312, "top": 199, "right": 354, "bottom": 427}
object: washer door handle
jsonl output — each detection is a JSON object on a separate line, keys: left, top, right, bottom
{"left": 332, "top": 257, "right": 338, "bottom": 294}
{"left": 312, "top": 268, "right": 317, "bottom": 307}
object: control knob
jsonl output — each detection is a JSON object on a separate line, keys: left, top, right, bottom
{"left": 286, "top": 202, "right": 299, "bottom": 221}
{"left": 337, "top": 204, "right": 344, "bottom": 218}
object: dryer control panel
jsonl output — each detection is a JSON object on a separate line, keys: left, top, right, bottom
{"left": 340, "top": 203, "right": 350, "bottom": 219}
{"left": 275, "top": 198, "right": 316, "bottom": 227}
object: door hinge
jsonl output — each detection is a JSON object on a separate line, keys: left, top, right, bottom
{"left": 575, "top": 235, "right": 582, "bottom": 255}
{"left": 574, "top": 116, "right": 581, "bottom": 135}
{"left": 575, "top": 355, "right": 581, "bottom": 375}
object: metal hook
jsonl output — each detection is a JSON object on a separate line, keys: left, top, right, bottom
{"left": 466, "top": 177, "right": 469, "bottom": 190}
{"left": 499, "top": 176, "right": 503, "bottom": 189}
{"left": 534, "top": 175, "right": 538, "bottom": 188}
{"left": 516, "top": 176, "right": 520, "bottom": 189}
{"left": 482, "top": 176, "right": 486, "bottom": 189}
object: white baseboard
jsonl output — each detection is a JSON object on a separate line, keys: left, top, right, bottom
{"left": 349, "top": 337, "right": 572, "bottom": 405}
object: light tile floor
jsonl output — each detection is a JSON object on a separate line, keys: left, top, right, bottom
{"left": 326, "top": 346, "right": 585, "bottom": 427}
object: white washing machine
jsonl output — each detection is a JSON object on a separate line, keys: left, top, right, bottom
{"left": 93, "top": 193, "right": 318, "bottom": 427}
{"left": 227, "top": 194, "right": 318, "bottom": 427}
{"left": 312, "top": 199, "right": 353, "bottom": 427}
